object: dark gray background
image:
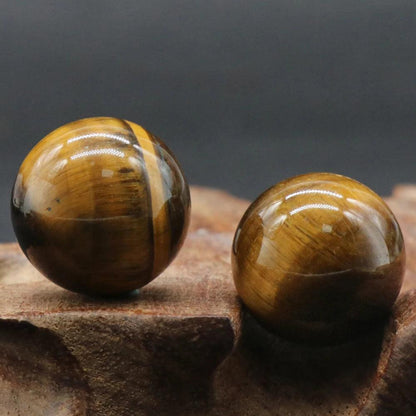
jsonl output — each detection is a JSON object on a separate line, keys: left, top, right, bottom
{"left": 1, "top": 1, "right": 415, "bottom": 242}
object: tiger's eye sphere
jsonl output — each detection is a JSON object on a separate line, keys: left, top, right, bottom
{"left": 11, "top": 117, "right": 190, "bottom": 295}
{"left": 232, "top": 173, "right": 405, "bottom": 344}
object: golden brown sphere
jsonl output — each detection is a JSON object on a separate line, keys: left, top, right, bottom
{"left": 11, "top": 117, "right": 190, "bottom": 295}
{"left": 232, "top": 173, "right": 405, "bottom": 344}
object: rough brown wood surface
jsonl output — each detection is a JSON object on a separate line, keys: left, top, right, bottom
{"left": 1, "top": 185, "right": 416, "bottom": 416}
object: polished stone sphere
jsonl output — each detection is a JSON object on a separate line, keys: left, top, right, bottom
{"left": 232, "top": 173, "right": 405, "bottom": 344}
{"left": 11, "top": 117, "right": 190, "bottom": 295}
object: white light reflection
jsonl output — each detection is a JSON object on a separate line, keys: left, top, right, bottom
{"left": 70, "top": 148, "right": 125, "bottom": 160}
{"left": 34, "top": 144, "right": 63, "bottom": 170}
{"left": 290, "top": 203, "right": 339, "bottom": 216}
{"left": 346, "top": 197, "right": 387, "bottom": 234}
{"left": 102, "top": 169, "right": 114, "bottom": 178}
{"left": 343, "top": 210, "right": 390, "bottom": 265}
{"left": 285, "top": 189, "right": 343, "bottom": 200}
{"left": 67, "top": 133, "right": 130, "bottom": 145}
{"left": 48, "top": 158, "right": 68, "bottom": 177}
{"left": 322, "top": 224, "right": 333, "bottom": 233}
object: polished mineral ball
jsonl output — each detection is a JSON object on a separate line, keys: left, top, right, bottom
{"left": 11, "top": 117, "right": 190, "bottom": 295}
{"left": 232, "top": 173, "right": 405, "bottom": 344}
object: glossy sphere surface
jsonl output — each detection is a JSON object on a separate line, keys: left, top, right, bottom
{"left": 232, "top": 173, "right": 405, "bottom": 344}
{"left": 11, "top": 117, "right": 190, "bottom": 295}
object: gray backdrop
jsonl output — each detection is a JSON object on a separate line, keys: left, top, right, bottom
{"left": 1, "top": 1, "right": 415, "bottom": 242}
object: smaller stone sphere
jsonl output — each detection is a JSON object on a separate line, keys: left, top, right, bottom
{"left": 232, "top": 173, "right": 405, "bottom": 344}
{"left": 11, "top": 117, "right": 190, "bottom": 295}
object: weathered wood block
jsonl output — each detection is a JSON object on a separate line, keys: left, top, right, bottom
{"left": 1, "top": 186, "right": 416, "bottom": 415}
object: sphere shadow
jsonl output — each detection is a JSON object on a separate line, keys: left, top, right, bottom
{"left": 213, "top": 307, "right": 389, "bottom": 415}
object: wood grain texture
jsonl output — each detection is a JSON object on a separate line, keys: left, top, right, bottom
{"left": 1, "top": 185, "right": 416, "bottom": 416}
{"left": 232, "top": 173, "right": 405, "bottom": 344}
{"left": 11, "top": 117, "right": 190, "bottom": 295}
{"left": 0, "top": 320, "right": 88, "bottom": 416}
